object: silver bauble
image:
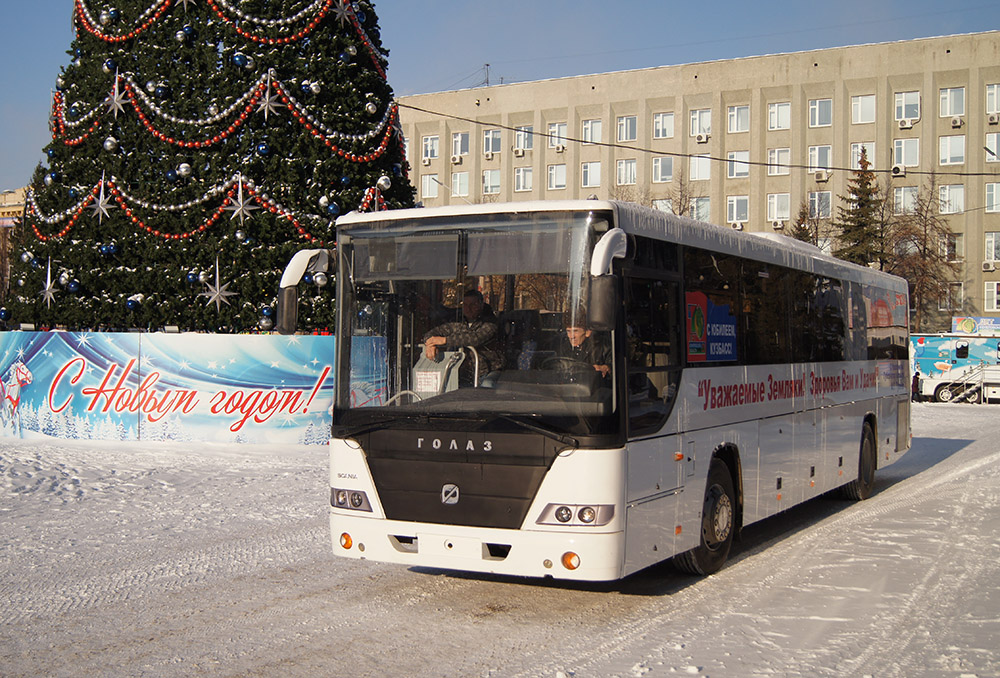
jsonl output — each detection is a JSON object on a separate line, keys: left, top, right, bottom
{"left": 346, "top": 45, "right": 358, "bottom": 56}
{"left": 318, "top": 195, "right": 330, "bottom": 208}
{"left": 245, "top": 56, "right": 255, "bottom": 69}
{"left": 208, "top": 104, "right": 219, "bottom": 116}
{"left": 313, "top": 272, "right": 328, "bottom": 287}
{"left": 175, "top": 30, "right": 187, "bottom": 42}
{"left": 310, "top": 81, "right": 322, "bottom": 94}
{"left": 376, "top": 175, "right": 391, "bottom": 191}
{"left": 100, "top": 10, "right": 111, "bottom": 24}
{"left": 259, "top": 316, "right": 274, "bottom": 331}
{"left": 21, "top": 252, "right": 32, "bottom": 263}
{"left": 58, "top": 272, "right": 70, "bottom": 286}
{"left": 198, "top": 270, "right": 210, "bottom": 283}
{"left": 104, "top": 136, "right": 118, "bottom": 152}
{"left": 235, "top": 230, "right": 246, "bottom": 241}
{"left": 146, "top": 81, "right": 156, "bottom": 93}
{"left": 177, "top": 163, "right": 192, "bottom": 178}
{"left": 366, "top": 102, "right": 378, "bottom": 115}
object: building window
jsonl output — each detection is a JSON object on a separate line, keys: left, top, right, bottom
{"left": 987, "top": 133, "right": 999, "bottom": 162}
{"left": 482, "top": 169, "right": 500, "bottom": 194}
{"left": 767, "top": 193, "right": 791, "bottom": 222}
{"left": 514, "top": 126, "right": 533, "bottom": 151}
{"left": 690, "top": 108, "right": 711, "bottom": 136}
{"left": 939, "top": 184, "right": 965, "bottom": 214}
{"left": 582, "top": 161, "right": 601, "bottom": 188}
{"left": 617, "top": 115, "right": 637, "bottom": 142}
{"left": 422, "top": 135, "right": 439, "bottom": 160}
{"left": 421, "top": 174, "right": 439, "bottom": 199}
{"left": 548, "top": 122, "right": 567, "bottom": 147}
{"left": 940, "top": 135, "right": 966, "bottom": 165}
{"left": 987, "top": 184, "right": 1000, "bottom": 213}
{"left": 894, "top": 138, "right": 920, "bottom": 167}
{"left": 514, "top": 167, "right": 533, "bottom": 192}
{"left": 768, "top": 102, "right": 790, "bottom": 130}
{"left": 939, "top": 233, "right": 964, "bottom": 262}
{"left": 691, "top": 196, "right": 711, "bottom": 221}
{"left": 985, "top": 282, "right": 1000, "bottom": 312}
{"left": 483, "top": 129, "right": 502, "bottom": 155}
{"left": 851, "top": 94, "right": 876, "bottom": 124}
{"left": 895, "top": 91, "right": 920, "bottom": 121}
{"left": 617, "top": 158, "right": 637, "bottom": 185}
{"left": 850, "top": 142, "right": 876, "bottom": 170}
{"left": 986, "top": 232, "right": 1000, "bottom": 260}
{"left": 452, "top": 132, "right": 469, "bottom": 157}
{"left": 809, "top": 191, "right": 832, "bottom": 219}
{"left": 939, "top": 87, "right": 965, "bottom": 117}
{"left": 451, "top": 172, "right": 469, "bottom": 197}
{"left": 809, "top": 98, "right": 833, "bottom": 127}
{"left": 547, "top": 164, "right": 567, "bottom": 190}
{"left": 727, "top": 150, "right": 750, "bottom": 178}
{"left": 988, "top": 84, "right": 1000, "bottom": 115}
{"left": 938, "top": 282, "right": 963, "bottom": 311}
{"left": 652, "top": 156, "right": 673, "bottom": 183}
{"left": 767, "top": 148, "right": 790, "bottom": 175}
{"left": 808, "top": 145, "right": 833, "bottom": 172}
{"left": 653, "top": 112, "right": 674, "bottom": 139}
{"left": 728, "top": 105, "right": 750, "bottom": 133}
{"left": 690, "top": 154, "right": 711, "bottom": 181}
{"left": 894, "top": 186, "right": 918, "bottom": 215}
{"left": 727, "top": 195, "right": 749, "bottom": 224}
{"left": 653, "top": 199, "right": 673, "bottom": 213}
{"left": 582, "top": 119, "right": 602, "bottom": 144}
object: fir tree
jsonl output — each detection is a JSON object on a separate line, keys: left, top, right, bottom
{"left": 7, "top": 0, "right": 413, "bottom": 332}
{"left": 833, "top": 147, "right": 879, "bottom": 266}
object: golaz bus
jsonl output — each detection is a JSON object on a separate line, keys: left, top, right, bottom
{"left": 325, "top": 200, "right": 910, "bottom": 581}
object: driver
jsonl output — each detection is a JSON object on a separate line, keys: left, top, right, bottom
{"left": 556, "top": 312, "right": 611, "bottom": 377}
{"left": 423, "top": 289, "right": 503, "bottom": 385}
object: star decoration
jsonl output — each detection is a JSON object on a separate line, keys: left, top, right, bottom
{"left": 199, "top": 257, "right": 238, "bottom": 312}
{"left": 177, "top": 0, "right": 196, "bottom": 12}
{"left": 258, "top": 76, "right": 281, "bottom": 121}
{"left": 224, "top": 176, "right": 259, "bottom": 227}
{"left": 40, "top": 257, "right": 57, "bottom": 308}
{"left": 106, "top": 73, "right": 127, "bottom": 119}
{"left": 333, "top": 1, "right": 354, "bottom": 27}
{"left": 89, "top": 174, "right": 114, "bottom": 223}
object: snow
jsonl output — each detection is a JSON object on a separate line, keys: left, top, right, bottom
{"left": 2, "top": 403, "right": 999, "bottom": 677}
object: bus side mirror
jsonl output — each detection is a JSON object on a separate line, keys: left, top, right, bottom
{"left": 275, "top": 287, "right": 298, "bottom": 335}
{"left": 589, "top": 275, "right": 618, "bottom": 331}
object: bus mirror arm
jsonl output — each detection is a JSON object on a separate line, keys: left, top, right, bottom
{"left": 590, "top": 228, "right": 627, "bottom": 276}
{"left": 275, "top": 248, "right": 336, "bottom": 335}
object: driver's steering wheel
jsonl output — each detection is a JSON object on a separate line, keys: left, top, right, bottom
{"left": 541, "top": 356, "right": 593, "bottom": 375}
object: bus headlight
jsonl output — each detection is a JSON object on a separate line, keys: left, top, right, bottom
{"left": 331, "top": 487, "right": 373, "bottom": 512}
{"left": 537, "top": 503, "right": 615, "bottom": 527}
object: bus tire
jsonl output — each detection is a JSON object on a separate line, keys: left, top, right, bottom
{"left": 935, "top": 384, "right": 955, "bottom": 403}
{"left": 842, "top": 421, "right": 876, "bottom": 501}
{"left": 673, "top": 458, "right": 736, "bottom": 576}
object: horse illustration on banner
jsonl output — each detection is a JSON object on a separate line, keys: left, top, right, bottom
{"left": 1, "top": 361, "right": 34, "bottom": 437}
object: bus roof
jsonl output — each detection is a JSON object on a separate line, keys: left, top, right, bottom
{"left": 336, "top": 200, "right": 907, "bottom": 293}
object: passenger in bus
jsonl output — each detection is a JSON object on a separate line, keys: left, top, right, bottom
{"left": 423, "top": 289, "right": 504, "bottom": 385}
{"left": 556, "top": 314, "right": 611, "bottom": 377}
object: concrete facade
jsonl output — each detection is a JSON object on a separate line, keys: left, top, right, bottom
{"left": 397, "top": 32, "right": 1000, "bottom": 327}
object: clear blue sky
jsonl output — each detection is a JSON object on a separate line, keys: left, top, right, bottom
{"left": 1, "top": 0, "right": 995, "bottom": 190}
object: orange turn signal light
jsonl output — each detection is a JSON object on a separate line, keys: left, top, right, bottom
{"left": 339, "top": 532, "right": 353, "bottom": 549}
{"left": 561, "top": 551, "right": 581, "bottom": 570}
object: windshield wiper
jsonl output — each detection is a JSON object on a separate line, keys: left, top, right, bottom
{"left": 497, "top": 415, "right": 580, "bottom": 448}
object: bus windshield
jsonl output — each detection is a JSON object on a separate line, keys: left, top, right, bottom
{"left": 335, "top": 210, "right": 619, "bottom": 437}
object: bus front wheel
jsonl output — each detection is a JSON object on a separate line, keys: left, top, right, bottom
{"left": 673, "top": 458, "right": 736, "bottom": 576}
{"left": 935, "top": 384, "right": 956, "bottom": 403}
{"left": 842, "top": 421, "right": 876, "bottom": 501}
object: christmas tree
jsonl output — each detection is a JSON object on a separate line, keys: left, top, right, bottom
{"left": 5, "top": 0, "right": 413, "bottom": 333}
{"left": 833, "top": 147, "right": 879, "bottom": 266}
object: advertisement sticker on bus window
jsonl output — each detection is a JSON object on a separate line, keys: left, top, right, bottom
{"left": 686, "top": 292, "right": 738, "bottom": 362}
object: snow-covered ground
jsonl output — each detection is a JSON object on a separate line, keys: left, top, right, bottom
{"left": 1, "top": 403, "right": 998, "bottom": 678}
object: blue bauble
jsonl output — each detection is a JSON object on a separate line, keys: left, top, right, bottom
{"left": 47, "top": 148, "right": 56, "bottom": 159}
{"left": 166, "top": 169, "right": 178, "bottom": 182}
{"left": 301, "top": 81, "right": 312, "bottom": 93}
{"left": 108, "top": 7, "right": 120, "bottom": 20}
{"left": 182, "top": 24, "right": 194, "bottom": 36}
{"left": 233, "top": 53, "right": 248, "bottom": 67}
{"left": 67, "top": 281, "right": 80, "bottom": 293}
{"left": 326, "top": 201, "right": 341, "bottom": 217}
{"left": 99, "top": 245, "right": 109, "bottom": 255}
{"left": 340, "top": 175, "right": 351, "bottom": 187}
{"left": 186, "top": 272, "right": 199, "bottom": 284}
{"left": 256, "top": 142, "right": 270, "bottom": 156}
{"left": 393, "top": 163, "right": 402, "bottom": 177}
{"left": 155, "top": 85, "right": 169, "bottom": 99}
{"left": 103, "top": 58, "right": 116, "bottom": 73}
{"left": 261, "top": 306, "right": 274, "bottom": 317}
{"left": 126, "top": 298, "right": 140, "bottom": 311}
{"left": 356, "top": 9, "right": 366, "bottom": 23}
{"left": 0, "top": 308, "right": 10, "bottom": 321}
{"left": 108, "top": 243, "right": 118, "bottom": 255}
{"left": 339, "top": 52, "right": 351, "bottom": 64}
{"left": 303, "top": 273, "right": 314, "bottom": 285}
{"left": 68, "top": 188, "right": 79, "bottom": 199}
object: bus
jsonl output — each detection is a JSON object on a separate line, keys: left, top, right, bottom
{"left": 327, "top": 200, "right": 911, "bottom": 581}
{"left": 911, "top": 333, "right": 1000, "bottom": 403}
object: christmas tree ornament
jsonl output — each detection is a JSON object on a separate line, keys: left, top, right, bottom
{"left": 356, "top": 9, "right": 366, "bottom": 23}
{"left": 108, "top": 7, "right": 120, "bottom": 20}
{"left": 318, "top": 195, "right": 329, "bottom": 208}
{"left": 186, "top": 271, "right": 199, "bottom": 284}
{"left": 178, "top": 163, "right": 192, "bottom": 178}
{"left": 177, "top": 0, "right": 196, "bottom": 12}
{"left": 198, "top": 270, "right": 210, "bottom": 283}
{"left": 126, "top": 298, "right": 141, "bottom": 311}
{"left": 56, "top": 76, "right": 65, "bottom": 89}
{"left": 104, "top": 136, "right": 118, "bottom": 152}
{"left": 105, "top": 75, "right": 127, "bottom": 118}
{"left": 261, "top": 306, "right": 274, "bottom": 318}
{"left": 155, "top": 85, "right": 170, "bottom": 99}
{"left": 0, "top": 309, "right": 10, "bottom": 321}
{"left": 108, "top": 243, "right": 118, "bottom": 255}
{"left": 103, "top": 59, "right": 116, "bottom": 73}
{"left": 233, "top": 53, "right": 248, "bottom": 67}
{"left": 40, "top": 257, "right": 58, "bottom": 308}
{"left": 303, "top": 272, "right": 314, "bottom": 285}
{"left": 245, "top": 56, "right": 255, "bottom": 70}
{"left": 175, "top": 30, "right": 187, "bottom": 43}
{"left": 259, "top": 316, "right": 274, "bottom": 330}
{"left": 340, "top": 176, "right": 351, "bottom": 186}
{"left": 89, "top": 174, "right": 113, "bottom": 223}
{"left": 346, "top": 45, "right": 358, "bottom": 57}
{"left": 20, "top": 252, "right": 33, "bottom": 263}
{"left": 326, "top": 201, "right": 340, "bottom": 217}
{"left": 366, "top": 102, "right": 378, "bottom": 115}
{"left": 199, "top": 257, "right": 238, "bottom": 311}
{"left": 67, "top": 281, "right": 81, "bottom": 293}
{"left": 224, "top": 175, "right": 260, "bottom": 226}
{"left": 313, "top": 271, "right": 328, "bottom": 287}
{"left": 58, "top": 271, "right": 71, "bottom": 286}
{"left": 300, "top": 80, "right": 312, "bottom": 93}
{"left": 339, "top": 52, "right": 351, "bottom": 64}
{"left": 208, "top": 104, "right": 219, "bottom": 116}
{"left": 100, "top": 10, "right": 111, "bottom": 25}
{"left": 166, "top": 169, "right": 178, "bottom": 182}
{"left": 235, "top": 229, "right": 246, "bottom": 241}
{"left": 377, "top": 175, "right": 391, "bottom": 191}
{"left": 183, "top": 25, "right": 194, "bottom": 37}
{"left": 256, "top": 142, "right": 270, "bottom": 156}
{"left": 146, "top": 81, "right": 156, "bottom": 93}
{"left": 310, "top": 81, "right": 322, "bottom": 94}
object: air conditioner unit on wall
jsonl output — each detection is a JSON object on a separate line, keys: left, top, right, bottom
{"left": 814, "top": 170, "right": 829, "bottom": 183}
{"left": 554, "top": 144, "right": 566, "bottom": 153}
{"left": 695, "top": 133, "right": 710, "bottom": 144}
{"left": 484, "top": 151, "right": 495, "bottom": 161}
{"left": 951, "top": 116, "right": 964, "bottom": 129}
{"left": 450, "top": 155, "right": 462, "bottom": 165}
{"left": 421, "top": 157, "right": 431, "bottom": 166}
{"left": 891, "top": 164, "right": 906, "bottom": 177}
{"left": 984, "top": 261, "right": 997, "bottom": 273}
{"left": 898, "top": 118, "right": 914, "bottom": 130}
{"left": 513, "top": 148, "right": 525, "bottom": 157}
{"left": 772, "top": 220, "right": 785, "bottom": 230}
{"left": 731, "top": 222, "right": 744, "bottom": 231}
{"left": 989, "top": 113, "right": 1000, "bottom": 125}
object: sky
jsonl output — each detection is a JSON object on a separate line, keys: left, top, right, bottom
{"left": 0, "top": 0, "right": 996, "bottom": 190}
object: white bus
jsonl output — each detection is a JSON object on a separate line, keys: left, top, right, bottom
{"left": 327, "top": 200, "right": 911, "bottom": 581}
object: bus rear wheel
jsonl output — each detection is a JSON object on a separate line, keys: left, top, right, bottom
{"left": 935, "top": 384, "right": 956, "bottom": 403}
{"left": 842, "top": 422, "right": 876, "bottom": 501}
{"left": 673, "top": 458, "right": 736, "bottom": 576}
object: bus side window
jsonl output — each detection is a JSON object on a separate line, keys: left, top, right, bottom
{"left": 624, "top": 276, "right": 681, "bottom": 437}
